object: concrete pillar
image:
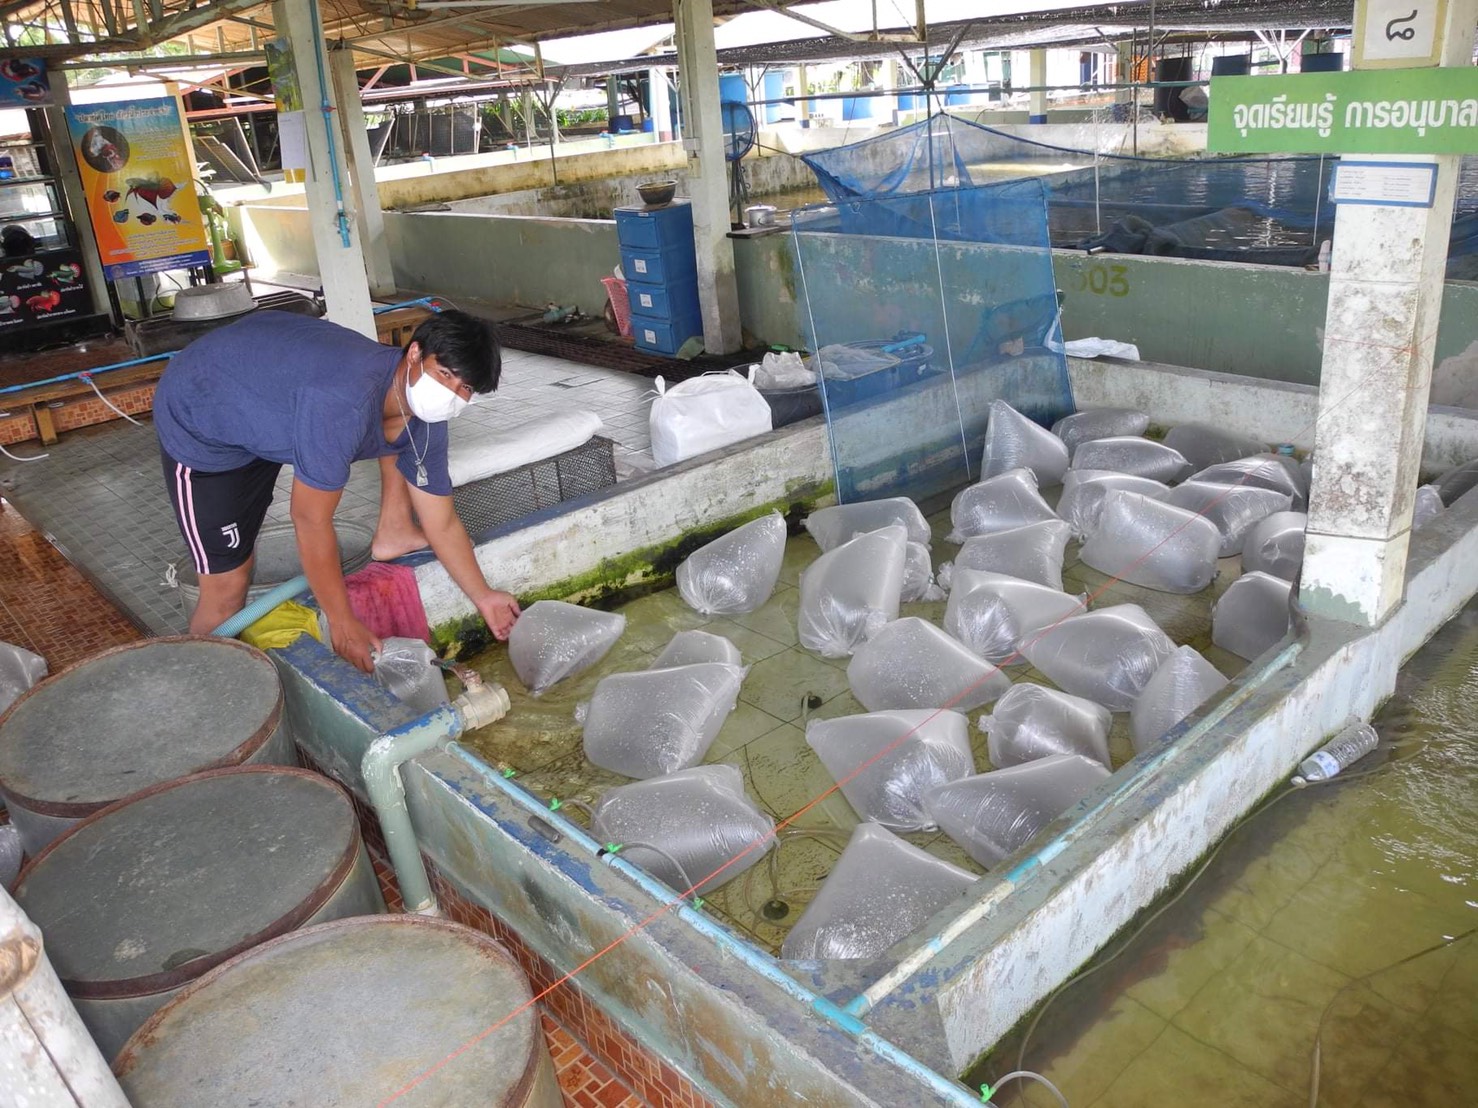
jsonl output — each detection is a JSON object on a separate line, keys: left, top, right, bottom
{"left": 797, "top": 63, "right": 810, "bottom": 121}
{"left": 328, "top": 48, "right": 393, "bottom": 298}
{"left": 1300, "top": 0, "right": 1477, "bottom": 626}
{"left": 606, "top": 75, "right": 620, "bottom": 125}
{"left": 521, "top": 87, "right": 535, "bottom": 145}
{"left": 673, "top": 0, "right": 742, "bottom": 354}
{"left": 649, "top": 67, "right": 673, "bottom": 142}
{"left": 270, "top": 0, "right": 375, "bottom": 337}
{"left": 1028, "top": 49, "right": 1048, "bottom": 123}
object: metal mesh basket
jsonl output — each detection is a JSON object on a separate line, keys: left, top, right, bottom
{"left": 452, "top": 435, "right": 617, "bottom": 540}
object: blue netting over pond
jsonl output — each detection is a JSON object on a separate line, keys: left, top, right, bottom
{"left": 801, "top": 114, "right": 1478, "bottom": 277}
{"left": 789, "top": 176, "right": 1073, "bottom": 504}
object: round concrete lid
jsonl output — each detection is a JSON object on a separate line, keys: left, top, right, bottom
{"left": 115, "top": 916, "right": 543, "bottom": 1108}
{"left": 0, "top": 637, "right": 283, "bottom": 816}
{"left": 13, "top": 767, "right": 361, "bottom": 998}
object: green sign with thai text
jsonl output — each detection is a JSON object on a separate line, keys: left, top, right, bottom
{"left": 1207, "top": 68, "right": 1478, "bottom": 155}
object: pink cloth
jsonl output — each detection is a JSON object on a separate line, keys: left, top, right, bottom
{"left": 344, "top": 562, "right": 431, "bottom": 643}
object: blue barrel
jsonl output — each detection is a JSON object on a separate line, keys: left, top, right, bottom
{"left": 1301, "top": 52, "right": 1344, "bottom": 72}
{"left": 1210, "top": 55, "right": 1250, "bottom": 76}
{"left": 762, "top": 70, "right": 784, "bottom": 123}
{"left": 719, "top": 73, "right": 747, "bottom": 104}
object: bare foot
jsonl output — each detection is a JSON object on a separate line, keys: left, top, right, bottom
{"left": 371, "top": 527, "right": 430, "bottom": 562}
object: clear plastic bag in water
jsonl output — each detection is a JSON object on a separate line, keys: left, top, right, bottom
{"left": 1130, "top": 646, "right": 1228, "bottom": 753}
{"left": 0, "top": 640, "right": 46, "bottom": 715}
{"left": 1058, "top": 470, "right": 1170, "bottom": 539}
{"left": 780, "top": 822, "right": 977, "bottom": 960}
{"left": 981, "top": 683, "right": 1112, "bottom": 769}
{"left": 980, "top": 400, "right": 1070, "bottom": 487}
{"left": 923, "top": 754, "right": 1111, "bottom": 867}
{"left": 1165, "top": 481, "right": 1293, "bottom": 557}
{"left": 1079, "top": 489, "right": 1222, "bottom": 594}
{"left": 902, "top": 541, "right": 945, "bottom": 602}
{"left": 946, "top": 469, "right": 1059, "bottom": 542}
{"left": 1070, "top": 437, "right": 1189, "bottom": 483}
{"left": 797, "top": 525, "right": 907, "bottom": 657}
{"left": 1051, "top": 408, "right": 1150, "bottom": 455}
{"left": 650, "top": 630, "right": 742, "bottom": 670}
{"left": 1190, "top": 454, "right": 1308, "bottom": 511}
{"left": 580, "top": 662, "right": 745, "bottom": 778}
{"left": 590, "top": 765, "right": 774, "bottom": 895}
{"left": 372, "top": 637, "right": 449, "bottom": 714}
{"left": 1019, "top": 604, "right": 1176, "bottom": 711}
{"left": 676, "top": 511, "right": 787, "bottom": 615}
{"left": 1434, "top": 458, "right": 1478, "bottom": 506}
{"left": 1163, "top": 423, "right": 1267, "bottom": 472}
{"left": 942, "top": 569, "right": 1085, "bottom": 665}
{"left": 941, "top": 520, "right": 1072, "bottom": 591}
{"left": 508, "top": 601, "right": 626, "bottom": 695}
{"left": 847, "top": 617, "right": 1011, "bottom": 712}
{"left": 1413, "top": 484, "right": 1444, "bottom": 530}
{"left": 804, "top": 497, "right": 931, "bottom": 551}
{"left": 1212, "top": 572, "right": 1294, "bottom": 662}
{"left": 805, "top": 709, "right": 974, "bottom": 830}
{"left": 1240, "top": 511, "right": 1307, "bottom": 581}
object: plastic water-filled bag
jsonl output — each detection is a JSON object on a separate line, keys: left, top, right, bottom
{"left": 942, "top": 520, "right": 1072, "bottom": 591}
{"left": 982, "top": 683, "right": 1112, "bottom": 769}
{"left": 902, "top": 541, "right": 945, "bottom": 602}
{"left": 1079, "top": 490, "right": 1221, "bottom": 594}
{"left": 797, "top": 525, "right": 907, "bottom": 657}
{"left": 946, "top": 469, "right": 1059, "bottom": 542}
{"left": 1070, "top": 437, "right": 1189, "bottom": 483}
{"left": 780, "top": 823, "right": 977, "bottom": 960}
{"left": 1058, "top": 470, "right": 1170, "bottom": 539}
{"left": 1164, "top": 423, "right": 1267, "bottom": 471}
{"left": 1212, "top": 572, "right": 1293, "bottom": 662}
{"left": 981, "top": 400, "right": 1070, "bottom": 486}
{"left": 676, "top": 511, "right": 786, "bottom": 615}
{"left": 1191, "top": 454, "right": 1308, "bottom": 511}
{"left": 804, "top": 497, "right": 931, "bottom": 550}
{"left": 942, "top": 569, "right": 1085, "bottom": 665}
{"left": 0, "top": 641, "right": 46, "bottom": 716}
{"left": 1052, "top": 408, "right": 1150, "bottom": 454}
{"left": 372, "top": 638, "right": 449, "bottom": 714}
{"left": 1434, "top": 458, "right": 1478, "bottom": 506}
{"left": 1165, "top": 481, "right": 1293, "bottom": 557}
{"left": 805, "top": 709, "right": 974, "bottom": 830}
{"left": 1413, "top": 484, "right": 1444, "bottom": 530}
{"left": 508, "top": 601, "right": 626, "bottom": 695}
{"left": 650, "top": 630, "right": 741, "bottom": 670}
{"left": 1130, "top": 646, "right": 1228, "bottom": 753}
{"left": 590, "top": 765, "right": 774, "bottom": 895}
{"left": 848, "top": 618, "right": 1010, "bottom": 712}
{"left": 1019, "top": 604, "right": 1175, "bottom": 711}
{"left": 580, "top": 662, "right": 745, "bottom": 778}
{"left": 923, "top": 754, "right": 1111, "bottom": 867}
{"left": 1241, "top": 511, "right": 1306, "bottom": 581}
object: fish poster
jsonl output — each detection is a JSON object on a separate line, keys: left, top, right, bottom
{"left": 0, "top": 58, "right": 51, "bottom": 106}
{"left": 0, "top": 248, "right": 90, "bottom": 333}
{"left": 64, "top": 97, "right": 211, "bottom": 280}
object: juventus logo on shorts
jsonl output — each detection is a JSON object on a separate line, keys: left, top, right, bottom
{"left": 221, "top": 522, "right": 241, "bottom": 549}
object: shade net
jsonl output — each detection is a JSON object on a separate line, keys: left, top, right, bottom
{"left": 790, "top": 174, "right": 1072, "bottom": 505}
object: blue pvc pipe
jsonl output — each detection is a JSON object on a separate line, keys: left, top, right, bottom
{"left": 0, "top": 352, "right": 174, "bottom": 398}
{"left": 372, "top": 297, "right": 445, "bottom": 315}
{"left": 211, "top": 574, "right": 310, "bottom": 638}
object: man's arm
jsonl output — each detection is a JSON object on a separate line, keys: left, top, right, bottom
{"left": 290, "top": 478, "right": 381, "bottom": 671}
{"left": 407, "top": 482, "right": 521, "bottom": 640}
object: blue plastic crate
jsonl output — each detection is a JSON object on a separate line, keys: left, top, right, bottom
{"left": 614, "top": 202, "right": 694, "bottom": 250}
{"left": 627, "top": 282, "right": 701, "bottom": 320}
{"left": 620, "top": 245, "right": 698, "bottom": 287}
{"left": 632, "top": 311, "right": 704, "bottom": 356}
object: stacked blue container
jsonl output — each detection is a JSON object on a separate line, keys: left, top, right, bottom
{"left": 615, "top": 200, "right": 704, "bottom": 357}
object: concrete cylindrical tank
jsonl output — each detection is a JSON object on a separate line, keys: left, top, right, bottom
{"left": 12, "top": 766, "right": 384, "bottom": 1060}
{"left": 0, "top": 636, "right": 294, "bottom": 854}
{"left": 114, "top": 916, "right": 564, "bottom": 1108}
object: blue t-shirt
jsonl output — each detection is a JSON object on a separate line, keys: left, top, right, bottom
{"left": 154, "top": 313, "right": 452, "bottom": 496}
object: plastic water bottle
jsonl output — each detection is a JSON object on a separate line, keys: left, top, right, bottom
{"left": 1293, "top": 722, "right": 1378, "bottom": 784}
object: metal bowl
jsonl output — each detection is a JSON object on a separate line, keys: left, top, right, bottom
{"left": 637, "top": 180, "right": 678, "bottom": 207}
{"left": 171, "top": 282, "right": 255, "bottom": 322}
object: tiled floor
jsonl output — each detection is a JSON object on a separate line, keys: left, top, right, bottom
{"left": 0, "top": 347, "right": 657, "bottom": 636}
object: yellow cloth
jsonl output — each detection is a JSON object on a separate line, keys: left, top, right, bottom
{"left": 239, "top": 600, "right": 324, "bottom": 650}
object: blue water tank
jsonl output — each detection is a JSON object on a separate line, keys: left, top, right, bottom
{"left": 719, "top": 73, "right": 747, "bottom": 104}
{"left": 1210, "top": 54, "right": 1251, "bottom": 76}
{"left": 761, "top": 70, "right": 784, "bottom": 123}
{"left": 1301, "top": 52, "right": 1345, "bottom": 72}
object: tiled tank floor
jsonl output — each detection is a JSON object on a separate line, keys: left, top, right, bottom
{"left": 0, "top": 498, "right": 646, "bottom": 1107}
{"left": 0, "top": 347, "right": 657, "bottom": 636}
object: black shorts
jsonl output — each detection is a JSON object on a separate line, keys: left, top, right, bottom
{"left": 161, "top": 449, "right": 283, "bottom": 576}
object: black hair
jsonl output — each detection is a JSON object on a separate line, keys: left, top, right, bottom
{"left": 2, "top": 225, "right": 37, "bottom": 257}
{"left": 407, "top": 308, "right": 501, "bottom": 394}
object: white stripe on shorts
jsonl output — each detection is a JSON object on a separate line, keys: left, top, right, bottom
{"left": 176, "top": 463, "right": 209, "bottom": 576}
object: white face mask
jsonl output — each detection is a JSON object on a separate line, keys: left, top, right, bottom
{"left": 405, "top": 362, "right": 471, "bottom": 423}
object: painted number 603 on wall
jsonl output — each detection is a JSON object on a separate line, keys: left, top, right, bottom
{"left": 1068, "top": 262, "right": 1131, "bottom": 297}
